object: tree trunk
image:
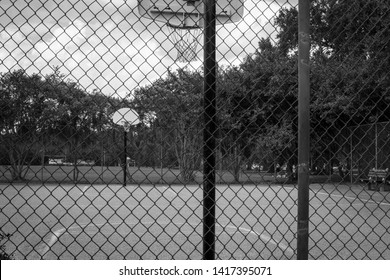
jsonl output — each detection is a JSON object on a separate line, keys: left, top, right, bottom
{"left": 174, "top": 127, "right": 198, "bottom": 183}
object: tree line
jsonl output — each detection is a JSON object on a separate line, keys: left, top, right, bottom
{"left": 1, "top": 0, "right": 389, "bottom": 182}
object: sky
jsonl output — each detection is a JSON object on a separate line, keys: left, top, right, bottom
{"left": 0, "top": 0, "right": 297, "bottom": 97}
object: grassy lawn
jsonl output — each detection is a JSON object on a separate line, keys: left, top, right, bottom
{"left": 0, "top": 164, "right": 339, "bottom": 185}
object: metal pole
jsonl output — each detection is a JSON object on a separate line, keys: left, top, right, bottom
{"left": 375, "top": 123, "right": 378, "bottom": 169}
{"left": 203, "top": 0, "right": 216, "bottom": 260}
{"left": 123, "top": 129, "right": 127, "bottom": 186}
{"left": 161, "top": 127, "right": 163, "bottom": 182}
{"left": 350, "top": 130, "right": 353, "bottom": 183}
{"left": 297, "top": 0, "right": 311, "bottom": 260}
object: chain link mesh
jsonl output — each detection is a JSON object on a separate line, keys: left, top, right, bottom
{"left": 0, "top": 0, "right": 389, "bottom": 260}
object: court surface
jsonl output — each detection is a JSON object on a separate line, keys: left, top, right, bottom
{"left": 1, "top": 183, "right": 389, "bottom": 259}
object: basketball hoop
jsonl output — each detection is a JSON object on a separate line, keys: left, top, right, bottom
{"left": 167, "top": 23, "right": 202, "bottom": 63}
{"left": 138, "top": 0, "right": 245, "bottom": 62}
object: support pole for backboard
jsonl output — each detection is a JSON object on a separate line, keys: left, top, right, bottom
{"left": 297, "top": 0, "right": 311, "bottom": 260}
{"left": 203, "top": 0, "right": 216, "bottom": 260}
{"left": 123, "top": 130, "right": 127, "bottom": 186}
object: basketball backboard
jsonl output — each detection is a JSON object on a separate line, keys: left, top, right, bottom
{"left": 112, "top": 108, "right": 140, "bottom": 131}
{"left": 138, "top": 0, "right": 244, "bottom": 28}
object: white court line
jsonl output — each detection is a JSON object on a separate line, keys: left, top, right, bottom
{"left": 39, "top": 221, "right": 294, "bottom": 258}
{"left": 224, "top": 225, "right": 294, "bottom": 256}
{"left": 40, "top": 223, "right": 108, "bottom": 258}
{"left": 313, "top": 190, "right": 390, "bottom": 207}
{"left": 40, "top": 228, "right": 66, "bottom": 257}
{"left": 282, "top": 185, "right": 390, "bottom": 207}
{"left": 81, "top": 185, "right": 89, "bottom": 193}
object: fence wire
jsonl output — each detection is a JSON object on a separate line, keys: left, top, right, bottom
{"left": 0, "top": 0, "right": 389, "bottom": 260}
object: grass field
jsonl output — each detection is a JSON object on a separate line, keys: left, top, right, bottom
{"left": 0, "top": 165, "right": 338, "bottom": 185}
{"left": 1, "top": 166, "right": 390, "bottom": 260}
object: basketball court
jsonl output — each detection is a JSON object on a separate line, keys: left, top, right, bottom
{"left": 1, "top": 0, "right": 389, "bottom": 266}
{"left": 1, "top": 182, "right": 389, "bottom": 260}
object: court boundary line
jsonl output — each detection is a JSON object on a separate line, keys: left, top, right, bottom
{"left": 224, "top": 225, "right": 294, "bottom": 256}
{"left": 313, "top": 191, "right": 390, "bottom": 207}
{"left": 40, "top": 228, "right": 66, "bottom": 257}
{"left": 282, "top": 185, "right": 390, "bottom": 207}
{"left": 39, "top": 220, "right": 294, "bottom": 259}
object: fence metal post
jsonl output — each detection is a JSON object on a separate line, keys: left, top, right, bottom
{"left": 297, "top": 0, "right": 311, "bottom": 260}
{"left": 203, "top": 0, "right": 217, "bottom": 260}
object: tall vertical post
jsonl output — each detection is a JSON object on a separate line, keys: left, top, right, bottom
{"left": 203, "top": 0, "right": 216, "bottom": 260}
{"left": 375, "top": 123, "right": 378, "bottom": 170}
{"left": 350, "top": 130, "right": 353, "bottom": 183}
{"left": 297, "top": 0, "right": 311, "bottom": 260}
{"left": 123, "top": 130, "right": 127, "bottom": 186}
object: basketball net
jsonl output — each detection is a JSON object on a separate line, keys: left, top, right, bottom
{"left": 167, "top": 25, "right": 202, "bottom": 63}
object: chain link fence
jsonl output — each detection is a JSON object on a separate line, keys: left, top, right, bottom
{"left": 0, "top": 0, "right": 389, "bottom": 260}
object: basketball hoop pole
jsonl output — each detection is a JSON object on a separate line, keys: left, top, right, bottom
{"left": 112, "top": 108, "right": 139, "bottom": 186}
{"left": 202, "top": 0, "right": 216, "bottom": 260}
{"left": 123, "top": 128, "right": 127, "bottom": 186}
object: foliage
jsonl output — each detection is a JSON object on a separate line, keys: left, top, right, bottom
{"left": 216, "top": 38, "right": 298, "bottom": 178}
{"left": 274, "top": 0, "right": 390, "bottom": 172}
{"left": 0, "top": 231, "right": 13, "bottom": 260}
{"left": 0, "top": 69, "right": 117, "bottom": 181}
{"left": 132, "top": 68, "right": 203, "bottom": 182}
{"left": 0, "top": 69, "right": 56, "bottom": 180}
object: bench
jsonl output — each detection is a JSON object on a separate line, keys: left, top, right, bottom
{"left": 363, "top": 168, "right": 390, "bottom": 191}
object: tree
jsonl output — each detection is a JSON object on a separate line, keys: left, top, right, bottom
{"left": 44, "top": 71, "right": 114, "bottom": 182}
{"left": 0, "top": 69, "right": 115, "bottom": 182}
{"left": 221, "top": 38, "right": 298, "bottom": 181}
{"left": 132, "top": 69, "right": 203, "bottom": 182}
{"left": 274, "top": 0, "right": 390, "bottom": 173}
{"left": 217, "top": 64, "right": 261, "bottom": 181}
{"left": 0, "top": 70, "right": 58, "bottom": 180}
{"left": 275, "top": 0, "right": 390, "bottom": 60}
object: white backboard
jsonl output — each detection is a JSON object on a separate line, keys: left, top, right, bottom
{"left": 112, "top": 108, "right": 140, "bottom": 127}
{"left": 138, "top": 0, "right": 244, "bottom": 28}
